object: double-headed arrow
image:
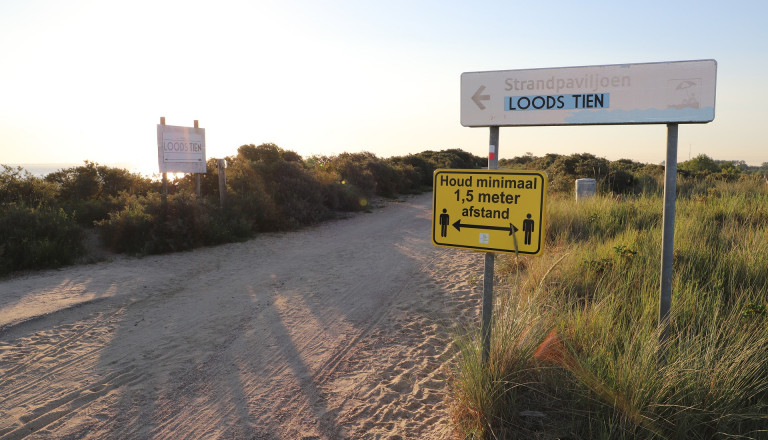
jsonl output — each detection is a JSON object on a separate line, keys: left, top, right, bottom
{"left": 453, "top": 219, "right": 518, "bottom": 235}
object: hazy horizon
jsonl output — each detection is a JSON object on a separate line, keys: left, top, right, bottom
{"left": 6, "top": 147, "right": 766, "bottom": 180}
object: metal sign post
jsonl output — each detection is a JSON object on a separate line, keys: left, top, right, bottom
{"left": 658, "top": 123, "right": 679, "bottom": 362}
{"left": 481, "top": 127, "right": 499, "bottom": 365}
{"left": 482, "top": 251, "right": 494, "bottom": 365}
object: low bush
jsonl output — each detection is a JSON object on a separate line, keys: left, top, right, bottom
{"left": 14, "top": 149, "right": 763, "bottom": 279}
{"left": 0, "top": 205, "right": 84, "bottom": 274}
{"left": 95, "top": 196, "right": 156, "bottom": 254}
{"left": 96, "top": 193, "right": 251, "bottom": 255}
{"left": 0, "top": 165, "right": 59, "bottom": 206}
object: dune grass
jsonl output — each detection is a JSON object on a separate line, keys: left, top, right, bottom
{"left": 449, "top": 180, "right": 768, "bottom": 439}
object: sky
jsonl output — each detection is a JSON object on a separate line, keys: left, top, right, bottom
{"left": 1, "top": 0, "right": 767, "bottom": 175}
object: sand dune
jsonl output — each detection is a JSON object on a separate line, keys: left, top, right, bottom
{"left": 0, "top": 193, "right": 485, "bottom": 439}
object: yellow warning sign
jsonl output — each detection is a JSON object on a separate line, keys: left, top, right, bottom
{"left": 432, "top": 169, "right": 548, "bottom": 255}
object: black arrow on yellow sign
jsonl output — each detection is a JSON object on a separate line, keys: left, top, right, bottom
{"left": 452, "top": 219, "right": 518, "bottom": 235}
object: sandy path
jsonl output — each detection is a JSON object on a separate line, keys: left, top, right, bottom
{"left": 0, "top": 193, "right": 486, "bottom": 439}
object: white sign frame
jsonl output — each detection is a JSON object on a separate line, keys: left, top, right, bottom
{"left": 157, "top": 124, "right": 207, "bottom": 173}
{"left": 461, "top": 59, "right": 717, "bottom": 127}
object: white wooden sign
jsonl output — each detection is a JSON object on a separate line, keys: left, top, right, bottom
{"left": 157, "top": 124, "right": 206, "bottom": 173}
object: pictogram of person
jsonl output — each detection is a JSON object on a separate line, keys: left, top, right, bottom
{"left": 439, "top": 209, "right": 450, "bottom": 237}
{"left": 522, "top": 213, "right": 534, "bottom": 245}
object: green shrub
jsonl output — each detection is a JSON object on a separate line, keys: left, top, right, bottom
{"left": 417, "top": 148, "right": 487, "bottom": 170}
{"left": 0, "top": 205, "right": 84, "bottom": 274}
{"left": 607, "top": 162, "right": 636, "bottom": 194}
{"left": 96, "top": 192, "right": 252, "bottom": 255}
{"left": 226, "top": 154, "right": 320, "bottom": 230}
{"left": 95, "top": 196, "right": 156, "bottom": 254}
{"left": 389, "top": 154, "right": 434, "bottom": 187}
{"left": 322, "top": 152, "right": 379, "bottom": 195}
{"left": 388, "top": 161, "right": 422, "bottom": 194}
{"left": 263, "top": 160, "right": 330, "bottom": 226}
{"left": 546, "top": 153, "right": 610, "bottom": 193}
{"left": 237, "top": 143, "right": 282, "bottom": 163}
{"left": 68, "top": 197, "right": 124, "bottom": 226}
{"left": 0, "top": 165, "right": 59, "bottom": 206}
{"left": 44, "top": 161, "right": 155, "bottom": 201}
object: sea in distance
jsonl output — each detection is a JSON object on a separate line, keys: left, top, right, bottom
{"left": 4, "top": 163, "right": 159, "bottom": 178}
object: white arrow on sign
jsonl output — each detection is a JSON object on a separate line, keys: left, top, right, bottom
{"left": 472, "top": 85, "right": 490, "bottom": 110}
